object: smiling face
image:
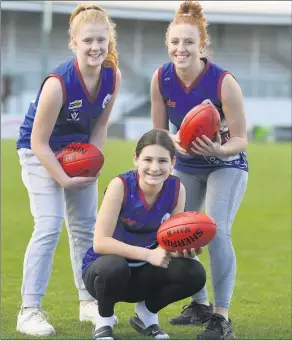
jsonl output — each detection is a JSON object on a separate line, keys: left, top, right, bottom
{"left": 167, "top": 23, "right": 203, "bottom": 71}
{"left": 72, "top": 23, "right": 109, "bottom": 68}
{"left": 134, "top": 144, "right": 175, "bottom": 187}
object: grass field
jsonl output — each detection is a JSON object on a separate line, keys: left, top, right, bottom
{"left": 1, "top": 139, "right": 291, "bottom": 340}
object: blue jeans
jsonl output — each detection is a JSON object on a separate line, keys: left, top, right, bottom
{"left": 18, "top": 148, "right": 97, "bottom": 307}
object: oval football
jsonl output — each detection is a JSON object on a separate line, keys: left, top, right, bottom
{"left": 157, "top": 211, "right": 217, "bottom": 252}
{"left": 179, "top": 104, "right": 220, "bottom": 152}
{"left": 56, "top": 143, "right": 104, "bottom": 177}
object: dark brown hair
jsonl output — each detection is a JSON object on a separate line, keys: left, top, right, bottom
{"left": 69, "top": 3, "right": 118, "bottom": 68}
{"left": 166, "top": 1, "right": 210, "bottom": 57}
{"left": 135, "top": 129, "right": 175, "bottom": 159}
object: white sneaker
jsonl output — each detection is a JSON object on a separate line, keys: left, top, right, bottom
{"left": 80, "top": 301, "right": 118, "bottom": 325}
{"left": 16, "top": 308, "right": 56, "bottom": 336}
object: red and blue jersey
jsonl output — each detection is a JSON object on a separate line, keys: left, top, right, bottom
{"left": 159, "top": 58, "right": 248, "bottom": 173}
{"left": 17, "top": 58, "right": 116, "bottom": 152}
{"left": 82, "top": 170, "right": 180, "bottom": 274}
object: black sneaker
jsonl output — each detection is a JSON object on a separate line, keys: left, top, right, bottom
{"left": 170, "top": 302, "right": 213, "bottom": 325}
{"left": 129, "top": 316, "right": 169, "bottom": 339}
{"left": 92, "top": 325, "right": 115, "bottom": 340}
{"left": 196, "top": 313, "right": 235, "bottom": 340}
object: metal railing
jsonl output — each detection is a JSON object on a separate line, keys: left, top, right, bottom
{"left": 1, "top": 72, "right": 291, "bottom": 116}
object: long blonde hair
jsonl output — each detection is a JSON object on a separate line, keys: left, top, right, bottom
{"left": 166, "top": 1, "right": 210, "bottom": 57}
{"left": 68, "top": 3, "right": 118, "bottom": 68}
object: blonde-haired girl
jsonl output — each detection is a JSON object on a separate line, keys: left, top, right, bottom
{"left": 16, "top": 3, "right": 121, "bottom": 336}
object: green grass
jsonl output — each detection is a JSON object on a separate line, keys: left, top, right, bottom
{"left": 1, "top": 140, "right": 291, "bottom": 340}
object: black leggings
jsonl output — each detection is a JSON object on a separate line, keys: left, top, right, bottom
{"left": 83, "top": 255, "right": 206, "bottom": 317}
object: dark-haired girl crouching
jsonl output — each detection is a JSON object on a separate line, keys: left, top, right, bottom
{"left": 82, "top": 128, "right": 206, "bottom": 340}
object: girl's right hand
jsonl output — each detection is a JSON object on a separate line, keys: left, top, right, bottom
{"left": 146, "top": 248, "right": 171, "bottom": 268}
{"left": 61, "top": 176, "right": 97, "bottom": 189}
{"left": 169, "top": 132, "right": 189, "bottom": 155}
{"left": 171, "top": 247, "right": 203, "bottom": 258}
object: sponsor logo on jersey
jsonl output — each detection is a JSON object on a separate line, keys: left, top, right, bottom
{"left": 122, "top": 217, "right": 136, "bottom": 227}
{"left": 166, "top": 99, "right": 176, "bottom": 108}
{"left": 68, "top": 99, "right": 82, "bottom": 110}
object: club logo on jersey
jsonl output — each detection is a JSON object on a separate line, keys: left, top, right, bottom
{"left": 166, "top": 99, "right": 176, "bottom": 108}
{"left": 161, "top": 213, "right": 171, "bottom": 224}
{"left": 102, "top": 94, "right": 112, "bottom": 109}
{"left": 202, "top": 99, "right": 225, "bottom": 136}
{"left": 68, "top": 99, "right": 83, "bottom": 110}
{"left": 202, "top": 98, "right": 216, "bottom": 106}
{"left": 67, "top": 110, "right": 80, "bottom": 121}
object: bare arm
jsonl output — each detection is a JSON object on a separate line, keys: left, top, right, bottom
{"left": 93, "top": 177, "right": 151, "bottom": 261}
{"left": 31, "top": 77, "right": 96, "bottom": 188}
{"left": 151, "top": 69, "right": 169, "bottom": 130}
{"left": 31, "top": 77, "right": 72, "bottom": 187}
{"left": 169, "top": 183, "right": 203, "bottom": 258}
{"left": 89, "top": 68, "right": 121, "bottom": 150}
{"left": 151, "top": 69, "right": 188, "bottom": 154}
{"left": 190, "top": 74, "right": 248, "bottom": 157}
{"left": 171, "top": 182, "right": 186, "bottom": 216}
{"left": 220, "top": 74, "right": 248, "bottom": 156}
{"left": 94, "top": 176, "right": 172, "bottom": 268}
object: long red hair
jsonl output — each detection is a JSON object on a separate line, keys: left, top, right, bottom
{"left": 166, "top": 1, "right": 210, "bottom": 57}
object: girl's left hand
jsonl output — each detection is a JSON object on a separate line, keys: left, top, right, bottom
{"left": 171, "top": 247, "right": 203, "bottom": 258}
{"left": 190, "top": 132, "right": 223, "bottom": 157}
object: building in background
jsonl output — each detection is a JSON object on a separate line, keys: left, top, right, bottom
{"left": 1, "top": 1, "right": 291, "bottom": 140}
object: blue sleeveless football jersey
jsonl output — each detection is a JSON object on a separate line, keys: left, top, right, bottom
{"left": 82, "top": 170, "right": 180, "bottom": 274}
{"left": 159, "top": 59, "right": 248, "bottom": 173}
{"left": 17, "top": 58, "right": 116, "bottom": 152}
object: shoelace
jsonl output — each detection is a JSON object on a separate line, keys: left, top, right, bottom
{"left": 181, "top": 302, "right": 211, "bottom": 320}
{"left": 85, "top": 301, "right": 98, "bottom": 309}
{"left": 204, "top": 315, "right": 224, "bottom": 334}
{"left": 22, "top": 308, "right": 49, "bottom": 322}
{"left": 181, "top": 302, "right": 197, "bottom": 313}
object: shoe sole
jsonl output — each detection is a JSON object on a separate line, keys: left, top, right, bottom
{"left": 196, "top": 332, "right": 236, "bottom": 340}
{"left": 169, "top": 320, "right": 206, "bottom": 326}
{"left": 16, "top": 327, "right": 56, "bottom": 337}
{"left": 225, "top": 332, "right": 236, "bottom": 340}
{"left": 129, "top": 317, "right": 169, "bottom": 340}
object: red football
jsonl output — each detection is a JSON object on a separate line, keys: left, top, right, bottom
{"left": 56, "top": 143, "right": 104, "bottom": 177}
{"left": 157, "top": 211, "right": 217, "bottom": 252}
{"left": 179, "top": 104, "right": 221, "bottom": 153}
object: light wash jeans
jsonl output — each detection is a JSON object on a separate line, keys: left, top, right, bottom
{"left": 173, "top": 168, "right": 248, "bottom": 309}
{"left": 18, "top": 148, "right": 97, "bottom": 307}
